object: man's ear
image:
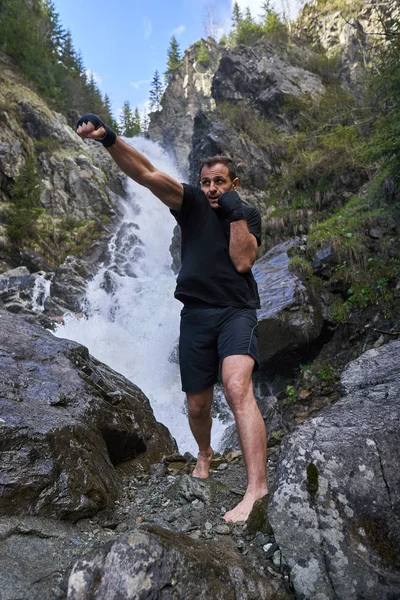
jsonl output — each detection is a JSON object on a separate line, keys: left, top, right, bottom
{"left": 231, "top": 177, "right": 239, "bottom": 190}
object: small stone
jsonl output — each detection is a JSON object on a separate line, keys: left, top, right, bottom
{"left": 272, "top": 550, "right": 281, "bottom": 567}
{"left": 215, "top": 524, "right": 230, "bottom": 535}
{"left": 69, "top": 538, "right": 82, "bottom": 546}
{"left": 204, "top": 521, "right": 213, "bottom": 531}
{"left": 236, "top": 539, "right": 245, "bottom": 549}
{"left": 184, "top": 452, "right": 196, "bottom": 463}
{"left": 220, "top": 506, "right": 227, "bottom": 515}
{"left": 263, "top": 542, "right": 278, "bottom": 558}
{"left": 188, "top": 529, "right": 202, "bottom": 540}
{"left": 215, "top": 463, "right": 228, "bottom": 471}
{"left": 136, "top": 516, "right": 144, "bottom": 524}
{"left": 224, "top": 449, "right": 242, "bottom": 463}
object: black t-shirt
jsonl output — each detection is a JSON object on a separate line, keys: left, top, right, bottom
{"left": 170, "top": 184, "right": 261, "bottom": 308}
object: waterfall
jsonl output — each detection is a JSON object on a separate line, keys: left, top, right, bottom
{"left": 54, "top": 137, "right": 231, "bottom": 454}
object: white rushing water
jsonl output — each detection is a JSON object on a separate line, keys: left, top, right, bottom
{"left": 54, "top": 137, "right": 230, "bottom": 454}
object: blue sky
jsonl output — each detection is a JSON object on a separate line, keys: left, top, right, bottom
{"left": 53, "top": 0, "right": 301, "bottom": 121}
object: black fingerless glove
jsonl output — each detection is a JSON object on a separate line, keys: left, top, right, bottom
{"left": 76, "top": 113, "right": 117, "bottom": 148}
{"left": 217, "top": 190, "right": 245, "bottom": 222}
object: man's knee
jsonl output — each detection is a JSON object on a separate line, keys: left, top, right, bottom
{"left": 222, "top": 355, "right": 254, "bottom": 410}
{"left": 187, "top": 388, "right": 213, "bottom": 419}
{"left": 223, "top": 374, "right": 253, "bottom": 411}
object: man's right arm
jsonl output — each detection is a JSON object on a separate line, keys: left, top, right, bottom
{"left": 76, "top": 116, "right": 183, "bottom": 211}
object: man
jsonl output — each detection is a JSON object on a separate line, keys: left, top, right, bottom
{"left": 76, "top": 114, "right": 268, "bottom": 522}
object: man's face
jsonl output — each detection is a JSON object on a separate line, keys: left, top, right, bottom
{"left": 200, "top": 163, "right": 239, "bottom": 209}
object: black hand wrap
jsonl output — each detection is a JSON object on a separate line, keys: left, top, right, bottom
{"left": 217, "top": 190, "right": 245, "bottom": 222}
{"left": 76, "top": 113, "right": 117, "bottom": 148}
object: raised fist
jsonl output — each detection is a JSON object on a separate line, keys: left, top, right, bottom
{"left": 76, "top": 114, "right": 116, "bottom": 148}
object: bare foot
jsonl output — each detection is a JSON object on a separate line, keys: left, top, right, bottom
{"left": 192, "top": 448, "right": 213, "bottom": 479}
{"left": 223, "top": 489, "right": 268, "bottom": 523}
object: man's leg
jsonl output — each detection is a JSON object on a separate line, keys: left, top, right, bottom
{"left": 187, "top": 386, "right": 214, "bottom": 478}
{"left": 222, "top": 354, "right": 268, "bottom": 522}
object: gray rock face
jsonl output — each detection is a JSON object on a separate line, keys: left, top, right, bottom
{"left": 67, "top": 523, "right": 291, "bottom": 600}
{"left": 296, "top": 2, "right": 390, "bottom": 95}
{"left": 0, "top": 310, "right": 176, "bottom": 521}
{"left": 149, "top": 38, "right": 222, "bottom": 179}
{"left": 212, "top": 44, "right": 325, "bottom": 122}
{"left": 269, "top": 340, "right": 400, "bottom": 600}
{"left": 254, "top": 239, "right": 323, "bottom": 364}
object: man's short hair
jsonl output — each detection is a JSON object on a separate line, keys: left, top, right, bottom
{"left": 199, "top": 156, "right": 237, "bottom": 182}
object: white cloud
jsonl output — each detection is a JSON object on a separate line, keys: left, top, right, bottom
{"left": 172, "top": 24, "right": 186, "bottom": 37}
{"left": 130, "top": 79, "right": 151, "bottom": 89}
{"left": 143, "top": 17, "right": 152, "bottom": 39}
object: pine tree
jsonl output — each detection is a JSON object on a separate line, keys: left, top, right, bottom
{"left": 165, "top": 35, "right": 182, "bottom": 78}
{"left": 245, "top": 7, "right": 253, "bottom": 22}
{"left": 149, "top": 70, "right": 164, "bottom": 111}
{"left": 103, "top": 94, "right": 120, "bottom": 133}
{"left": 120, "top": 101, "right": 134, "bottom": 136}
{"left": 133, "top": 108, "right": 142, "bottom": 135}
{"left": 232, "top": 1, "right": 243, "bottom": 28}
{"left": 7, "top": 154, "right": 43, "bottom": 244}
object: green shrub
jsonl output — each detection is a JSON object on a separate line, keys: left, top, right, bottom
{"left": 196, "top": 41, "right": 211, "bottom": 66}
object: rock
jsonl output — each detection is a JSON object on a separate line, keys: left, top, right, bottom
{"left": 212, "top": 44, "right": 325, "bottom": 123}
{"left": 67, "top": 523, "right": 292, "bottom": 600}
{"left": 149, "top": 38, "right": 222, "bottom": 178}
{"left": 0, "top": 517, "right": 87, "bottom": 600}
{"left": 0, "top": 309, "right": 176, "bottom": 521}
{"left": 44, "top": 256, "right": 92, "bottom": 315}
{"left": 269, "top": 340, "right": 400, "bottom": 600}
{"left": 254, "top": 239, "right": 324, "bottom": 364}
{"left": 246, "top": 496, "right": 272, "bottom": 536}
{"left": 167, "top": 474, "right": 211, "bottom": 503}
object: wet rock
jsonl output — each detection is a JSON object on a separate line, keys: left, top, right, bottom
{"left": 269, "top": 340, "right": 400, "bottom": 600}
{"left": 44, "top": 256, "right": 92, "bottom": 315}
{"left": 254, "top": 239, "right": 324, "bottom": 365}
{"left": 67, "top": 523, "right": 292, "bottom": 600}
{"left": 0, "top": 309, "right": 176, "bottom": 522}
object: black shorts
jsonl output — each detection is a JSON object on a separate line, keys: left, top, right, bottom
{"left": 179, "top": 305, "right": 259, "bottom": 393}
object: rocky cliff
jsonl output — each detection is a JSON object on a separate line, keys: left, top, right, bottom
{"left": 0, "top": 54, "right": 124, "bottom": 275}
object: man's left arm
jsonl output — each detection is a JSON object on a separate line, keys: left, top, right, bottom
{"left": 218, "top": 191, "right": 260, "bottom": 273}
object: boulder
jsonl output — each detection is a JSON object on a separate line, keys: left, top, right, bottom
{"left": 254, "top": 239, "right": 323, "bottom": 364}
{"left": 269, "top": 340, "right": 400, "bottom": 600}
{"left": 67, "top": 523, "right": 291, "bottom": 600}
{"left": 0, "top": 310, "right": 176, "bottom": 521}
{"left": 212, "top": 45, "right": 325, "bottom": 122}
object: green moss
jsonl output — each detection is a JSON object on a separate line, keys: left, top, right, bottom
{"left": 306, "top": 463, "right": 319, "bottom": 495}
{"left": 288, "top": 257, "right": 313, "bottom": 280}
{"left": 284, "top": 385, "right": 297, "bottom": 405}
